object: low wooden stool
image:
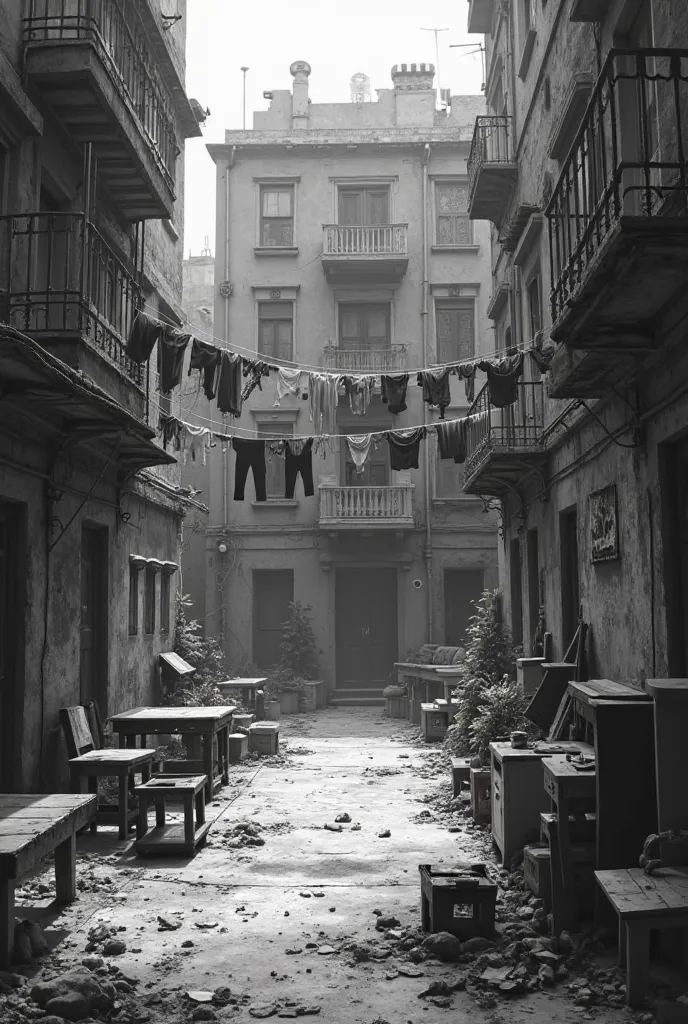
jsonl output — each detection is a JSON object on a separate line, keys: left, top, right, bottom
{"left": 232, "top": 713, "right": 254, "bottom": 731}
{"left": 228, "top": 733, "right": 249, "bottom": 762}
{"left": 451, "top": 757, "right": 471, "bottom": 797}
{"left": 470, "top": 767, "right": 491, "bottom": 823}
{"left": 248, "top": 722, "right": 279, "bottom": 755}
{"left": 419, "top": 863, "right": 497, "bottom": 940}
{"left": 135, "top": 774, "right": 210, "bottom": 856}
{"left": 596, "top": 866, "right": 688, "bottom": 1008}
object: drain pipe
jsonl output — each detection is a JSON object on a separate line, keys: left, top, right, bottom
{"left": 421, "top": 142, "right": 434, "bottom": 643}
{"left": 221, "top": 146, "right": 236, "bottom": 531}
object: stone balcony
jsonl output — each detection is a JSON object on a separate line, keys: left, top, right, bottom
{"left": 321, "top": 224, "right": 409, "bottom": 284}
{"left": 318, "top": 485, "right": 415, "bottom": 531}
{"left": 467, "top": 116, "right": 517, "bottom": 227}
{"left": 322, "top": 345, "right": 408, "bottom": 373}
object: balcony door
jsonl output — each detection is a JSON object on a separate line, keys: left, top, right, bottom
{"left": 338, "top": 187, "right": 389, "bottom": 225}
{"left": 335, "top": 568, "right": 398, "bottom": 689}
{"left": 339, "top": 303, "right": 390, "bottom": 353}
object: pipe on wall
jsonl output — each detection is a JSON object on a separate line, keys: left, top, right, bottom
{"left": 421, "top": 142, "right": 434, "bottom": 643}
{"left": 221, "top": 146, "right": 236, "bottom": 531}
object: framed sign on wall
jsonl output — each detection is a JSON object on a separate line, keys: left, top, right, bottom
{"left": 589, "top": 484, "right": 619, "bottom": 563}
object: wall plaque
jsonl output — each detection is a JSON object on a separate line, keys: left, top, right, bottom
{"left": 589, "top": 483, "right": 619, "bottom": 562}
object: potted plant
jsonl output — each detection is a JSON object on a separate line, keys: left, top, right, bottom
{"left": 265, "top": 602, "right": 320, "bottom": 715}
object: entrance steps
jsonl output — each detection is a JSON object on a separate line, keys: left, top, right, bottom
{"left": 330, "top": 688, "right": 384, "bottom": 707}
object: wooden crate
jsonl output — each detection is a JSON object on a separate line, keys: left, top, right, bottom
{"left": 523, "top": 844, "right": 551, "bottom": 903}
{"left": 420, "top": 703, "right": 450, "bottom": 742}
{"left": 470, "top": 767, "right": 491, "bottom": 824}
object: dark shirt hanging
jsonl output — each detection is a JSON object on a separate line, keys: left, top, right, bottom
{"left": 216, "top": 351, "right": 243, "bottom": 416}
{"left": 479, "top": 352, "right": 524, "bottom": 408}
{"left": 158, "top": 413, "right": 183, "bottom": 452}
{"left": 189, "top": 338, "right": 222, "bottom": 400}
{"left": 417, "top": 369, "right": 451, "bottom": 419}
{"left": 381, "top": 374, "right": 409, "bottom": 414}
{"left": 387, "top": 427, "right": 426, "bottom": 471}
{"left": 436, "top": 419, "right": 467, "bottom": 465}
{"left": 159, "top": 328, "right": 191, "bottom": 393}
{"left": 456, "top": 364, "right": 477, "bottom": 404}
{"left": 125, "top": 311, "right": 162, "bottom": 364}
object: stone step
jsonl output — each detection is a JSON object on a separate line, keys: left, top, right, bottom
{"left": 329, "top": 697, "right": 385, "bottom": 707}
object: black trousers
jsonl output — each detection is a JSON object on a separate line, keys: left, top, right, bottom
{"left": 233, "top": 439, "right": 267, "bottom": 501}
{"left": 285, "top": 441, "right": 314, "bottom": 498}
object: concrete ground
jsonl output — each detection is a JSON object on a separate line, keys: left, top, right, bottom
{"left": 5, "top": 709, "right": 662, "bottom": 1023}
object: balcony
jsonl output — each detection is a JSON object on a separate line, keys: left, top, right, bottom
{"left": 467, "top": 116, "right": 518, "bottom": 226}
{"left": 24, "top": 0, "right": 181, "bottom": 220}
{"left": 321, "top": 224, "right": 409, "bottom": 284}
{"left": 319, "top": 485, "right": 415, "bottom": 531}
{"left": 467, "top": 0, "right": 496, "bottom": 34}
{"left": 463, "top": 382, "right": 547, "bottom": 497}
{"left": 322, "top": 344, "right": 408, "bottom": 373}
{"left": 546, "top": 49, "right": 688, "bottom": 396}
{"left": 0, "top": 212, "right": 147, "bottom": 418}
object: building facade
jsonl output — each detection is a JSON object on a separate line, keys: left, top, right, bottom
{"left": 0, "top": 0, "right": 205, "bottom": 790}
{"left": 182, "top": 62, "right": 499, "bottom": 700}
{"left": 463, "top": 0, "right": 688, "bottom": 682}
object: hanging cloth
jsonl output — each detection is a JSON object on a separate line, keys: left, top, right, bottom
{"left": 456, "top": 364, "right": 477, "bottom": 404}
{"left": 125, "top": 311, "right": 162, "bottom": 364}
{"left": 417, "top": 368, "right": 451, "bottom": 419}
{"left": 274, "top": 367, "right": 303, "bottom": 406}
{"left": 242, "top": 359, "right": 273, "bottom": 402}
{"left": 478, "top": 352, "right": 524, "bottom": 408}
{"left": 436, "top": 418, "right": 468, "bottom": 465}
{"left": 285, "top": 438, "right": 314, "bottom": 498}
{"left": 216, "top": 350, "right": 243, "bottom": 416}
{"left": 159, "top": 328, "right": 191, "bottom": 393}
{"left": 381, "top": 374, "right": 409, "bottom": 414}
{"left": 309, "top": 374, "right": 341, "bottom": 435}
{"left": 232, "top": 438, "right": 267, "bottom": 502}
{"left": 387, "top": 427, "right": 426, "bottom": 471}
{"left": 343, "top": 375, "right": 374, "bottom": 416}
{"left": 529, "top": 336, "right": 556, "bottom": 374}
{"left": 189, "top": 339, "right": 222, "bottom": 400}
{"left": 158, "top": 413, "right": 183, "bottom": 452}
{"left": 181, "top": 424, "right": 213, "bottom": 465}
{"left": 346, "top": 434, "right": 378, "bottom": 475}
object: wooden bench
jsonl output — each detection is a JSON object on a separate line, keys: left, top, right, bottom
{"left": 0, "top": 793, "right": 96, "bottom": 967}
{"left": 596, "top": 866, "right": 688, "bottom": 1007}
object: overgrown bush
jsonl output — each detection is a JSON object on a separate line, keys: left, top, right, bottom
{"left": 167, "top": 594, "right": 228, "bottom": 707}
{"left": 469, "top": 677, "right": 530, "bottom": 759}
{"left": 262, "top": 602, "right": 320, "bottom": 701}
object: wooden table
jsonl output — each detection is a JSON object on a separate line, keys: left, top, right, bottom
{"left": 0, "top": 793, "right": 97, "bottom": 967}
{"left": 110, "top": 707, "right": 236, "bottom": 803}
{"left": 596, "top": 866, "right": 688, "bottom": 1007}
{"left": 216, "top": 678, "right": 266, "bottom": 710}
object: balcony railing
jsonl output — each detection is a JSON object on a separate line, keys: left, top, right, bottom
{"left": 323, "top": 224, "right": 408, "bottom": 255}
{"left": 547, "top": 49, "right": 688, "bottom": 327}
{"left": 25, "top": 0, "right": 178, "bottom": 192}
{"left": 465, "top": 381, "right": 545, "bottom": 482}
{"left": 319, "top": 485, "right": 414, "bottom": 526}
{"left": 467, "top": 116, "right": 515, "bottom": 209}
{"left": 0, "top": 212, "right": 144, "bottom": 388}
{"left": 322, "top": 345, "right": 408, "bottom": 373}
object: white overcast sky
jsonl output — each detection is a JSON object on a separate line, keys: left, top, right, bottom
{"left": 182, "top": 0, "right": 484, "bottom": 257}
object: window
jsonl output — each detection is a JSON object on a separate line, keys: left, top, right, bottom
{"left": 128, "top": 566, "right": 139, "bottom": 636}
{"left": 343, "top": 435, "right": 389, "bottom": 486}
{"left": 435, "top": 301, "right": 475, "bottom": 362}
{"left": 258, "top": 302, "right": 293, "bottom": 361}
{"left": 435, "top": 183, "right": 471, "bottom": 245}
{"left": 338, "top": 304, "right": 390, "bottom": 352}
{"left": 527, "top": 274, "right": 542, "bottom": 341}
{"left": 144, "top": 565, "right": 156, "bottom": 635}
{"left": 160, "top": 573, "right": 170, "bottom": 634}
{"left": 523, "top": 0, "right": 536, "bottom": 33}
{"left": 436, "top": 456, "right": 466, "bottom": 497}
{"left": 260, "top": 185, "right": 294, "bottom": 247}
{"left": 338, "top": 187, "right": 390, "bottom": 225}
{"left": 256, "top": 424, "right": 293, "bottom": 499}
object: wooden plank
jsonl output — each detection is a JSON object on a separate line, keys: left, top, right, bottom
{"left": 549, "top": 692, "right": 573, "bottom": 741}
{"left": 0, "top": 796, "right": 96, "bottom": 878}
{"left": 568, "top": 680, "right": 651, "bottom": 704}
{"left": 70, "top": 749, "right": 157, "bottom": 764}
{"left": 134, "top": 820, "right": 210, "bottom": 855}
{"left": 526, "top": 663, "right": 578, "bottom": 733}
{"left": 0, "top": 795, "right": 93, "bottom": 809}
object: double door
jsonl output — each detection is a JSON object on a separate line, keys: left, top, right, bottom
{"left": 335, "top": 568, "right": 398, "bottom": 689}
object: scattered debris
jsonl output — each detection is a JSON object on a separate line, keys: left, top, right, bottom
{"left": 334, "top": 813, "right": 351, "bottom": 823}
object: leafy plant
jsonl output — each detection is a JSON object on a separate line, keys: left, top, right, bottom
{"left": 468, "top": 677, "right": 530, "bottom": 758}
{"left": 166, "top": 593, "right": 229, "bottom": 706}
{"left": 276, "top": 601, "right": 319, "bottom": 681}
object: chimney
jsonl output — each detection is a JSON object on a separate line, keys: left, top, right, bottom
{"left": 290, "top": 60, "right": 311, "bottom": 129}
{"left": 391, "top": 63, "right": 436, "bottom": 127}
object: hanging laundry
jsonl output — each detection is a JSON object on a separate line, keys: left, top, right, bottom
{"left": 529, "top": 336, "right": 556, "bottom": 374}
{"left": 456, "top": 364, "right": 477, "bottom": 404}
{"left": 478, "top": 352, "right": 524, "bottom": 408}
{"left": 241, "top": 359, "right": 273, "bottom": 402}
{"left": 436, "top": 419, "right": 468, "bottom": 465}
{"left": 417, "top": 368, "right": 451, "bottom": 419}
{"left": 125, "top": 310, "right": 162, "bottom": 363}
{"left": 159, "top": 328, "right": 191, "bottom": 392}
{"left": 285, "top": 438, "right": 314, "bottom": 498}
{"left": 158, "top": 413, "right": 183, "bottom": 452}
{"left": 189, "top": 339, "right": 222, "bottom": 400}
{"left": 216, "top": 350, "right": 243, "bottom": 416}
{"left": 274, "top": 367, "right": 303, "bottom": 406}
{"left": 232, "top": 438, "right": 267, "bottom": 502}
{"left": 388, "top": 427, "right": 426, "bottom": 471}
{"left": 309, "top": 374, "right": 341, "bottom": 435}
{"left": 343, "top": 376, "right": 374, "bottom": 416}
{"left": 381, "top": 374, "right": 409, "bottom": 414}
{"left": 181, "top": 424, "right": 214, "bottom": 465}
{"left": 346, "top": 434, "right": 381, "bottom": 475}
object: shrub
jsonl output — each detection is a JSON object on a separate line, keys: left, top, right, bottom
{"left": 167, "top": 594, "right": 228, "bottom": 707}
{"left": 468, "top": 677, "right": 530, "bottom": 759}
{"left": 277, "top": 601, "right": 319, "bottom": 681}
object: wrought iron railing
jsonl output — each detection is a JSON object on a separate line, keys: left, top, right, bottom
{"left": 319, "top": 485, "right": 414, "bottom": 522}
{"left": 467, "top": 115, "right": 514, "bottom": 204}
{"left": 547, "top": 49, "right": 688, "bottom": 324}
{"left": 465, "top": 381, "right": 545, "bottom": 479}
{"left": 0, "top": 212, "right": 144, "bottom": 387}
{"left": 323, "top": 224, "right": 408, "bottom": 256}
{"left": 25, "top": 0, "right": 178, "bottom": 192}
{"left": 322, "top": 344, "right": 408, "bottom": 372}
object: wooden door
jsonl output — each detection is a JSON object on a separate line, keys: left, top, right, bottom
{"left": 444, "top": 568, "right": 484, "bottom": 648}
{"left": 335, "top": 568, "right": 398, "bottom": 688}
{"left": 338, "top": 304, "right": 390, "bottom": 353}
{"left": 80, "top": 526, "right": 107, "bottom": 711}
{"left": 338, "top": 188, "right": 389, "bottom": 225}
{"left": 253, "top": 569, "right": 294, "bottom": 669}
{"left": 559, "top": 508, "right": 580, "bottom": 653}
{"left": 0, "top": 503, "right": 23, "bottom": 791}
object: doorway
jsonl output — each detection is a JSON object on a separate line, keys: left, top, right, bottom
{"left": 444, "top": 569, "right": 484, "bottom": 647}
{"left": 559, "top": 506, "right": 580, "bottom": 652}
{"left": 252, "top": 569, "right": 294, "bottom": 670}
{"left": 509, "top": 539, "right": 524, "bottom": 648}
{"left": 80, "top": 525, "right": 108, "bottom": 713}
{"left": 526, "top": 528, "right": 540, "bottom": 653}
{"left": 0, "top": 501, "right": 25, "bottom": 792}
{"left": 335, "top": 568, "right": 398, "bottom": 689}
{"left": 338, "top": 187, "right": 390, "bottom": 225}
{"left": 661, "top": 436, "right": 688, "bottom": 675}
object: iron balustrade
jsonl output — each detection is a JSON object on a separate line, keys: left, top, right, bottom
{"left": 323, "top": 224, "right": 408, "bottom": 256}
{"left": 0, "top": 212, "right": 144, "bottom": 388}
{"left": 467, "top": 116, "right": 514, "bottom": 204}
{"left": 319, "top": 485, "right": 414, "bottom": 522}
{"left": 464, "top": 380, "right": 545, "bottom": 480}
{"left": 547, "top": 49, "right": 688, "bottom": 324}
{"left": 25, "top": 0, "right": 178, "bottom": 192}
{"left": 322, "top": 344, "right": 408, "bottom": 372}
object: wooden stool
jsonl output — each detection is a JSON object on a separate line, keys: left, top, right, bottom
{"left": 135, "top": 774, "right": 210, "bottom": 856}
{"left": 228, "top": 733, "right": 249, "bottom": 762}
{"left": 248, "top": 723, "right": 279, "bottom": 755}
{"left": 231, "top": 713, "right": 255, "bottom": 731}
{"left": 419, "top": 864, "right": 497, "bottom": 940}
{"left": 451, "top": 757, "right": 471, "bottom": 796}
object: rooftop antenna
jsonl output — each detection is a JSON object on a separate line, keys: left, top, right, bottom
{"left": 421, "top": 27, "right": 448, "bottom": 101}
{"left": 450, "top": 42, "right": 487, "bottom": 92}
{"left": 240, "top": 66, "right": 249, "bottom": 129}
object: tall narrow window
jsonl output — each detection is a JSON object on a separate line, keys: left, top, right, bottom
{"left": 435, "top": 183, "right": 471, "bottom": 245}
{"left": 256, "top": 424, "right": 294, "bottom": 498}
{"left": 258, "top": 302, "right": 293, "bottom": 361}
{"left": 128, "top": 566, "right": 139, "bottom": 636}
{"left": 527, "top": 274, "right": 542, "bottom": 341}
{"left": 144, "top": 565, "right": 156, "bottom": 635}
{"left": 510, "top": 538, "right": 524, "bottom": 648}
{"left": 160, "top": 572, "right": 170, "bottom": 635}
{"left": 260, "top": 185, "right": 294, "bottom": 246}
{"left": 435, "top": 300, "right": 475, "bottom": 362}
{"left": 559, "top": 507, "right": 580, "bottom": 652}
{"left": 526, "top": 528, "right": 540, "bottom": 652}
{"left": 338, "top": 304, "right": 390, "bottom": 352}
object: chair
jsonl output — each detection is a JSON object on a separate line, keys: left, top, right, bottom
{"left": 60, "top": 706, "right": 157, "bottom": 841}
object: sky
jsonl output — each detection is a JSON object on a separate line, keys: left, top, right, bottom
{"left": 182, "top": 0, "right": 485, "bottom": 258}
